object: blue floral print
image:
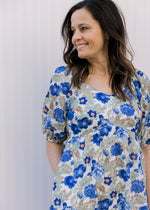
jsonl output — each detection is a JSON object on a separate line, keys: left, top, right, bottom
{"left": 55, "top": 66, "right": 66, "bottom": 73}
{"left": 95, "top": 198, "right": 112, "bottom": 210}
{"left": 95, "top": 92, "right": 110, "bottom": 103}
{"left": 61, "top": 150, "right": 72, "bottom": 162}
{"left": 88, "top": 160, "right": 105, "bottom": 179}
{"left": 118, "top": 169, "right": 130, "bottom": 182}
{"left": 111, "top": 143, "right": 123, "bottom": 156}
{"left": 79, "top": 97, "right": 87, "bottom": 104}
{"left": 78, "top": 117, "right": 92, "bottom": 129}
{"left": 131, "top": 180, "right": 145, "bottom": 193}
{"left": 67, "top": 108, "right": 74, "bottom": 121}
{"left": 120, "top": 104, "right": 135, "bottom": 116}
{"left": 74, "top": 164, "right": 86, "bottom": 179}
{"left": 84, "top": 184, "right": 97, "bottom": 198}
{"left": 54, "top": 108, "right": 64, "bottom": 122}
{"left": 61, "top": 82, "right": 70, "bottom": 95}
{"left": 42, "top": 67, "right": 150, "bottom": 209}
{"left": 88, "top": 110, "right": 97, "bottom": 118}
{"left": 117, "top": 193, "right": 131, "bottom": 210}
{"left": 50, "top": 83, "right": 61, "bottom": 96}
{"left": 64, "top": 176, "right": 77, "bottom": 189}
{"left": 54, "top": 198, "right": 61, "bottom": 206}
{"left": 104, "top": 177, "right": 112, "bottom": 185}
{"left": 92, "top": 133, "right": 103, "bottom": 146}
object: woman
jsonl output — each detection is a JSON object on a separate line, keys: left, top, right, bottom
{"left": 42, "top": 0, "right": 150, "bottom": 209}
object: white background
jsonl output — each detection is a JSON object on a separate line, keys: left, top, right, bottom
{"left": 0, "top": 0, "right": 150, "bottom": 209}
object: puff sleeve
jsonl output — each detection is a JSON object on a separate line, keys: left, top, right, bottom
{"left": 42, "top": 66, "right": 70, "bottom": 143}
{"left": 135, "top": 70, "right": 150, "bottom": 148}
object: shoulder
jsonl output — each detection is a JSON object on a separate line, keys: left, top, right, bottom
{"left": 132, "top": 70, "right": 150, "bottom": 88}
{"left": 50, "top": 66, "right": 72, "bottom": 84}
{"left": 132, "top": 70, "right": 150, "bottom": 102}
{"left": 48, "top": 66, "right": 73, "bottom": 98}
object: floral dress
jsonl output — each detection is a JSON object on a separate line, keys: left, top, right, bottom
{"left": 42, "top": 66, "right": 150, "bottom": 210}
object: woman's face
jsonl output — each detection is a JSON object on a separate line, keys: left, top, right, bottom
{"left": 71, "top": 8, "right": 108, "bottom": 61}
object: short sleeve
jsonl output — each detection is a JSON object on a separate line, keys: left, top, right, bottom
{"left": 42, "top": 66, "right": 70, "bottom": 143}
{"left": 135, "top": 70, "right": 150, "bottom": 148}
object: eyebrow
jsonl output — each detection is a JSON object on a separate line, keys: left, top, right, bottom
{"left": 71, "top": 23, "right": 90, "bottom": 29}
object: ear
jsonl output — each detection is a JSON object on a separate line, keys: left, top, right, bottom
{"left": 105, "top": 33, "right": 109, "bottom": 40}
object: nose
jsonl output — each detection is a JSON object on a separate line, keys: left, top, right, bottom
{"left": 72, "top": 30, "right": 82, "bottom": 44}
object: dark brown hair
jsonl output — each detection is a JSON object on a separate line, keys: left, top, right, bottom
{"left": 61, "top": 0, "right": 136, "bottom": 101}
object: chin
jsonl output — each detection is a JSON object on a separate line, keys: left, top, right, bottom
{"left": 78, "top": 53, "right": 88, "bottom": 59}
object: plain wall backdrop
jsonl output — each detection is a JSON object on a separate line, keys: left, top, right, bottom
{"left": 0, "top": 0, "right": 150, "bottom": 209}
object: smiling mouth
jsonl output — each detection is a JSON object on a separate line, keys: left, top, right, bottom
{"left": 76, "top": 43, "right": 88, "bottom": 50}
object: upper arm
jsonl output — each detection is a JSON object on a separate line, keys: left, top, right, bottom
{"left": 42, "top": 66, "right": 70, "bottom": 144}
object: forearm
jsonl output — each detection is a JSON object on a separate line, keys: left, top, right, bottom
{"left": 142, "top": 145, "right": 150, "bottom": 207}
{"left": 47, "top": 141, "right": 64, "bottom": 174}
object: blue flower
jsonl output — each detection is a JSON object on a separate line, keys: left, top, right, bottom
{"left": 139, "top": 206, "right": 149, "bottom": 210}
{"left": 126, "top": 162, "right": 133, "bottom": 171}
{"left": 145, "top": 94, "right": 150, "bottom": 103}
{"left": 92, "top": 133, "right": 103, "bottom": 146}
{"left": 117, "top": 193, "right": 131, "bottom": 210}
{"left": 61, "top": 82, "right": 70, "bottom": 95}
{"left": 79, "top": 142, "right": 85, "bottom": 150}
{"left": 84, "top": 156, "right": 91, "bottom": 164}
{"left": 79, "top": 97, "right": 87, "bottom": 104}
{"left": 88, "top": 110, "right": 97, "bottom": 118}
{"left": 67, "top": 108, "right": 74, "bottom": 121}
{"left": 124, "top": 87, "right": 135, "bottom": 101}
{"left": 50, "top": 83, "right": 61, "bottom": 96}
{"left": 84, "top": 184, "right": 97, "bottom": 198}
{"left": 54, "top": 108, "right": 64, "bottom": 122}
{"left": 55, "top": 132, "right": 65, "bottom": 140}
{"left": 145, "top": 112, "right": 150, "bottom": 127}
{"left": 103, "top": 150, "right": 109, "bottom": 156}
{"left": 104, "top": 177, "right": 112, "bottom": 185}
{"left": 111, "top": 143, "right": 123, "bottom": 156}
{"left": 120, "top": 104, "right": 135, "bottom": 116}
{"left": 55, "top": 66, "right": 66, "bottom": 73}
{"left": 115, "top": 126, "right": 128, "bottom": 139}
{"left": 110, "top": 191, "right": 117, "bottom": 198}
{"left": 113, "top": 108, "right": 119, "bottom": 114}
{"left": 78, "top": 117, "right": 92, "bottom": 129}
{"left": 118, "top": 169, "right": 130, "bottom": 182}
{"left": 90, "top": 160, "right": 105, "bottom": 179}
{"left": 71, "top": 123, "right": 81, "bottom": 134}
{"left": 138, "top": 157, "right": 144, "bottom": 175}
{"left": 129, "top": 152, "right": 138, "bottom": 160}
{"left": 61, "top": 150, "right": 72, "bottom": 162}
{"left": 50, "top": 205, "right": 57, "bottom": 210}
{"left": 43, "top": 116, "right": 56, "bottom": 131}
{"left": 64, "top": 176, "right": 77, "bottom": 189}
{"left": 131, "top": 180, "right": 145, "bottom": 193}
{"left": 77, "top": 192, "right": 83, "bottom": 199}
{"left": 95, "top": 92, "right": 110, "bottom": 103}
{"left": 53, "top": 182, "right": 57, "bottom": 191}
{"left": 62, "top": 202, "right": 76, "bottom": 210}
{"left": 46, "top": 91, "right": 49, "bottom": 98}
{"left": 74, "top": 164, "right": 86, "bottom": 179}
{"left": 98, "top": 116, "right": 112, "bottom": 136}
{"left": 69, "top": 136, "right": 81, "bottom": 145}
{"left": 54, "top": 198, "right": 61, "bottom": 206}
{"left": 134, "top": 80, "right": 142, "bottom": 101}
{"left": 128, "top": 137, "right": 131, "bottom": 145}
{"left": 146, "top": 139, "right": 150, "bottom": 145}
{"left": 96, "top": 198, "right": 113, "bottom": 210}
{"left": 137, "top": 70, "right": 144, "bottom": 76}
{"left": 66, "top": 90, "right": 72, "bottom": 98}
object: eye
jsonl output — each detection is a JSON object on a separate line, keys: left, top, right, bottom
{"left": 81, "top": 27, "right": 88, "bottom": 31}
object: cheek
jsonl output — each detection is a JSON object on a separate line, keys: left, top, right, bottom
{"left": 71, "top": 35, "right": 75, "bottom": 46}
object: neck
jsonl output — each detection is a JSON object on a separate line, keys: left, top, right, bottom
{"left": 87, "top": 51, "right": 111, "bottom": 76}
